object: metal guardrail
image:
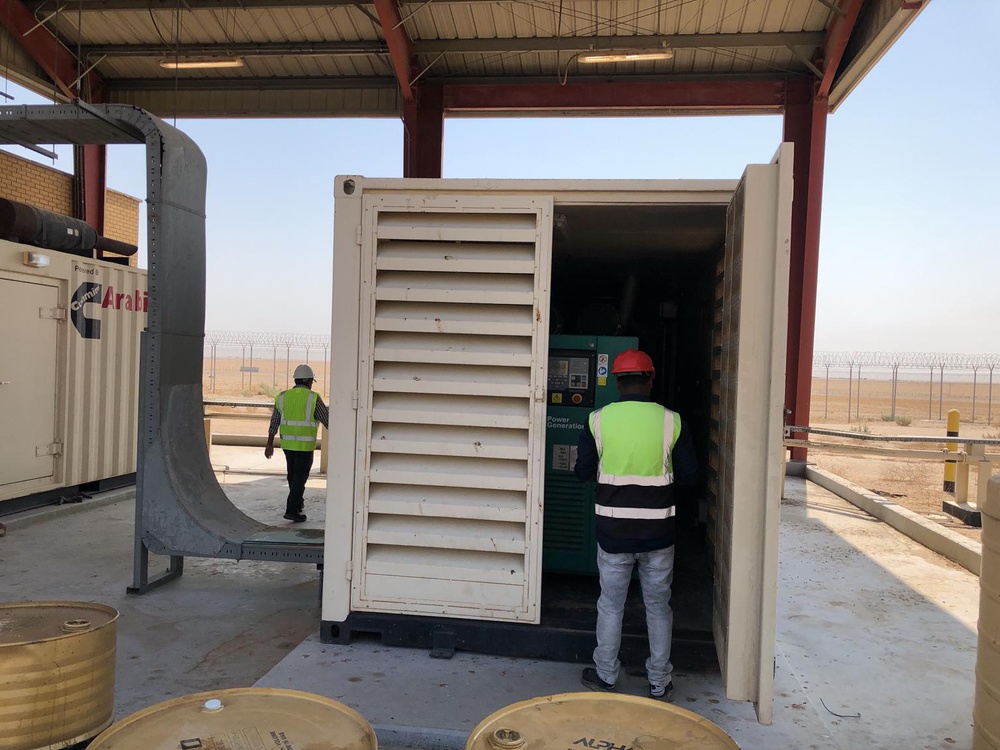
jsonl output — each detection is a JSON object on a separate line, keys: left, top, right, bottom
{"left": 787, "top": 426, "right": 1000, "bottom": 447}
{"left": 203, "top": 400, "right": 273, "bottom": 409}
{"left": 784, "top": 424, "right": 998, "bottom": 525}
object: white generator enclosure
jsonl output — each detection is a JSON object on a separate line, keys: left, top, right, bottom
{"left": 0, "top": 240, "right": 147, "bottom": 504}
{"left": 325, "top": 146, "right": 792, "bottom": 722}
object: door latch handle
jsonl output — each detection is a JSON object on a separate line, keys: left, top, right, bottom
{"left": 0, "top": 381, "right": 11, "bottom": 386}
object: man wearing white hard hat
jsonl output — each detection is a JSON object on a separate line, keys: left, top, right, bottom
{"left": 264, "top": 364, "right": 329, "bottom": 522}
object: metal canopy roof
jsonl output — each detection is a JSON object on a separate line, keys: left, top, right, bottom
{"left": 0, "top": 0, "right": 927, "bottom": 118}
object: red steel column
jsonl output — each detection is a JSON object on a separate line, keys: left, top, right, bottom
{"left": 74, "top": 88, "right": 109, "bottom": 237}
{"left": 75, "top": 143, "right": 107, "bottom": 235}
{"left": 783, "top": 81, "right": 828, "bottom": 460}
{"left": 403, "top": 84, "right": 444, "bottom": 178}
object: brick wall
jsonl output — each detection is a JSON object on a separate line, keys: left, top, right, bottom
{"left": 105, "top": 189, "right": 140, "bottom": 247}
{"left": 0, "top": 150, "right": 73, "bottom": 214}
{"left": 0, "top": 150, "right": 140, "bottom": 266}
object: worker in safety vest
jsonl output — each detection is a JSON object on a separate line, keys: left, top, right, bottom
{"left": 574, "top": 348, "right": 698, "bottom": 702}
{"left": 264, "top": 364, "right": 329, "bottom": 523}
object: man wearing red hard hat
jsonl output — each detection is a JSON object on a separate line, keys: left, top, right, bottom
{"left": 574, "top": 348, "right": 698, "bottom": 702}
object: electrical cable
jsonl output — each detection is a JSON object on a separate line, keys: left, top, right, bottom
{"left": 149, "top": 9, "right": 170, "bottom": 46}
{"left": 76, "top": 0, "right": 82, "bottom": 97}
{"left": 820, "top": 698, "right": 861, "bottom": 719}
{"left": 558, "top": 51, "right": 580, "bottom": 85}
{"left": 172, "top": 0, "right": 181, "bottom": 127}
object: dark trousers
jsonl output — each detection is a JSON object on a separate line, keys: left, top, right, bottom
{"left": 283, "top": 449, "right": 314, "bottom": 514}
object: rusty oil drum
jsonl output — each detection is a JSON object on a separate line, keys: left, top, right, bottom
{"left": 88, "top": 687, "right": 378, "bottom": 750}
{"left": 466, "top": 692, "right": 740, "bottom": 750}
{"left": 0, "top": 601, "right": 119, "bottom": 750}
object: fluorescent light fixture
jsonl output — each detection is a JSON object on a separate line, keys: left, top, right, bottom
{"left": 578, "top": 49, "right": 674, "bottom": 64}
{"left": 159, "top": 57, "right": 244, "bottom": 70}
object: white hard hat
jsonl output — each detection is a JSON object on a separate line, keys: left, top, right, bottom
{"left": 293, "top": 364, "right": 315, "bottom": 380}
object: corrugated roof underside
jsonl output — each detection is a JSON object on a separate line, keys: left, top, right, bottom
{"left": 0, "top": 27, "right": 53, "bottom": 98}
{"left": 0, "top": 0, "right": 925, "bottom": 117}
{"left": 415, "top": 0, "right": 829, "bottom": 40}
{"left": 830, "top": 0, "right": 924, "bottom": 108}
{"left": 46, "top": 0, "right": 832, "bottom": 81}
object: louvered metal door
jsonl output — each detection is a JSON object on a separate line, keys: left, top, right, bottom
{"left": 353, "top": 193, "right": 553, "bottom": 622}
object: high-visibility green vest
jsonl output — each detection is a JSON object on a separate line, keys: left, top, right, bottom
{"left": 588, "top": 401, "right": 681, "bottom": 487}
{"left": 276, "top": 387, "right": 319, "bottom": 452}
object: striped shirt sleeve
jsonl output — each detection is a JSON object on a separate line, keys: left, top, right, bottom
{"left": 314, "top": 397, "right": 330, "bottom": 429}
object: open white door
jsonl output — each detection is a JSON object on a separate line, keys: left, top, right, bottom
{"left": 711, "top": 144, "right": 793, "bottom": 723}
{"left": 352, "top": 193, "right": 553, "bottom": 622}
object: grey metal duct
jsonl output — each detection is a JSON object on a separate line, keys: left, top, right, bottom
{"left": 0, "top": 104, "right": 320, "bottom": 594}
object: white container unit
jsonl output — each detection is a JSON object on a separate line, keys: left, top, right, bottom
{"left": 324, "top": 145, "right": 793, "bottom": 723}
{"left": 0, "top": 239, "right": 146, "bottom": 503}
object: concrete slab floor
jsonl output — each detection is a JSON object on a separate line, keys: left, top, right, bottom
{"left": 0, "top": 450, "right": 980, "bottom": 749}
{"left": 0, "top": 463, "right": 326, "bottom": 718}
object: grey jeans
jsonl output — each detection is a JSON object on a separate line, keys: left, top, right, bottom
{"left": 593, "top": 544, "right": 675, "bottom": 687}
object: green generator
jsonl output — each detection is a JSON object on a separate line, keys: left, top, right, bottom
{"left": 543, "top": 334, "right": 638, "bottom": 575}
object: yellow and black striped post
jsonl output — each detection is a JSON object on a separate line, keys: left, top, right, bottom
{"left": 943, "top": 409, "right": 959, "bottom": 494}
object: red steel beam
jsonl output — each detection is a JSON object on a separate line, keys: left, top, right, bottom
{"left": 372, "top": 0, "right": 416, "bottom": 102}
{"left": 444, "top": 79, "right": 792, "bottom": 113}
{"left": 783, "top": 79, "right": 828, "bottom": 461}
{"left": 817, "top": 0, "right": 865, "bottom": 98}
{"left": 0, "top": 0, "right": 104, "bottom": 100}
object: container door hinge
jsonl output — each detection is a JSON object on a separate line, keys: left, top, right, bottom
{"left": 39, "top": 307, "right": 66, "bottom": 320}
{"left": 355, "top": 226, "right": 363, "bottom": 245}
{"left": 345, "top": 560, "right": 354, "bottom": 580}
{"left": 36, "top": 442, "right": 63, "bottom": 457}
{"left": 351, "top": 391, "right": 359, "bottom": 409}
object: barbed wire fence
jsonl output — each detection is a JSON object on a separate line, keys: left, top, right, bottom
{"left": 201, "top": 333, "right": 999, "bottom": 423}
{"left": 813, "top": 352, "right": 1000, "bottom": 424}
{"left": 204, "top": 331, "right": 331, "bottom": 397}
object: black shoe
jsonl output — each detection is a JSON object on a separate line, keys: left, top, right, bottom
{"left": 283, "top": 511, "right": 307, "bottom": 523}
{"left": 581, "top": 667, "right": 615, "bottom": 692}
{"left": 648, "top": 681, "right": 674, "bottom": 702}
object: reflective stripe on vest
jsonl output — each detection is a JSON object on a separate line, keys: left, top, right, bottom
{"left": 276, "top": 388, "right": 318, "bottom": 451}
{"left": 589, "top": 402, "right": 681, "bottom": 487}
{"left": 595, "top": 504, "right": 677, "bottom": 519}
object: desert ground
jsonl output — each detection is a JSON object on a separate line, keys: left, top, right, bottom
{"left": 202, "top": 356, "right": 998, "bottom": 541}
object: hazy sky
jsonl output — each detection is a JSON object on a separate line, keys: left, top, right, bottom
{"left": 3, "top": 0, "right": 995, "bottom": 353}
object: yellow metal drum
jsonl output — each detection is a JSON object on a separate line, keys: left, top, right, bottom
{"left": 466, "top": 692, "right": 739, "bottom": 750}
{"left": 0, "top": 601, "right": 119, "bottom": 750}
{"left": 89, "top": 687, "right": 378, "bottom": 750}
{"left": 974, "top": 476, "right": 1000, "bottom": 750}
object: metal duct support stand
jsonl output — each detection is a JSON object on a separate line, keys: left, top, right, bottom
{"left": 0, "top": 104, "right": 322, "bottom": 595}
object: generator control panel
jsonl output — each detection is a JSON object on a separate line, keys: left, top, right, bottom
{"left": 547, "top": 350, "right": 595, "bottom": 407}
{"left": 543, "top": 334, "right": 638, "bottom": 575}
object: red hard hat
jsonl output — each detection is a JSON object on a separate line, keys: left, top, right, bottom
{"left": 612, "top": 349, "right": 655, "bottom": 377}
